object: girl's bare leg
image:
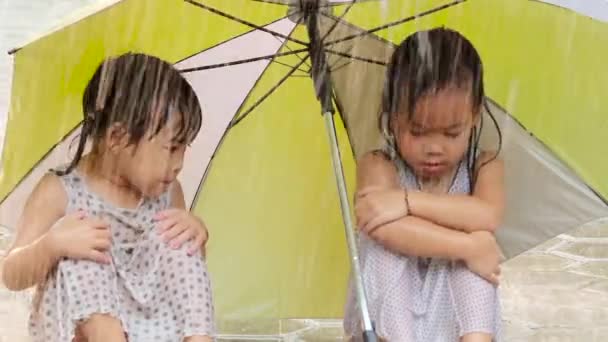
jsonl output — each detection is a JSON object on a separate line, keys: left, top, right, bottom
{"left": 79, "top": 314, "right": 127, "bottom": 342}
{"left": 461, "top": 332, "right": 492, "bottom": 342}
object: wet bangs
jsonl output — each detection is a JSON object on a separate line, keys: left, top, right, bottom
{"left": 383, "top": 27, "right": 484, "bottom": 118}
{"left": 60, "top": 52, "right": 203, "bottom": 176}
{"left": 147, "top": 68, "right": 202, "bottom": 145}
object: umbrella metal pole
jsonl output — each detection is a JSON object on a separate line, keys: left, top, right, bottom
{"left": 302, "top": 2, "right": 377, "bottom": 339}
{"left": 323, "top": 111, "right": 377, "bottom": 342}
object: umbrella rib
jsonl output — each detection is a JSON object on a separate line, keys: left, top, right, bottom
{"left": 330, "top": 91, "right": 357, "bottom": 159}
{"left": 279, "top": 43, "right": 312, "bottom": 69}
{"left": 327, "top": 42, "right": 355, "bottom": 68}
{"left": 251, "top": 0, "right": 286, "bottom": 5}
{"left": 271, "top": 58, "right": 310, "bottom": 74}
{"left": 251, "top": 0, "right": 338, "bottom": 8}
{"left": 229, "top": 55, "right": 309, "bottom": 128}
{"left": 184, "top": 0, "right": 309, "bottom": 47}
{"left": 329, "top": 59, "right": 353, "bottom": 73}
{"left": 270, "top": 11, "right": 312, "bottom": 68}
{"left": 179, "top": 48, "right": 309, "bottom": 73}
{"left": 322, "top": 0, "right": 466, "bottom": 47}
{"left": 325, "top": 49, "right": 386, "bottom": 66}
{"left": 320, "top": 0, "right": 357, "bottom": 42}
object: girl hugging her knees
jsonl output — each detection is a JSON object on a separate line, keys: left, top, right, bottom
{"left": 1, "top": 53, "right": 215, "bottom": 342}
{"left": 344, "top": 28, "right": 504, "bottom": 342}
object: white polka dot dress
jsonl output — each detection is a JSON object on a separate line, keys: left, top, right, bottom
{"left": 29, "top": 170, "right": 215, "bottom": 342}
{"left": 343, "top": 157, "right": 502, "bottom": 342}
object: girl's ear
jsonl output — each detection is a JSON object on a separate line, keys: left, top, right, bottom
{"left": 105, "top": 123, "right": 130, "bottom": 153}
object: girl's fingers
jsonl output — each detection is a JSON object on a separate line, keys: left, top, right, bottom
{"left": 361, "top": 211, "right": 380, "bottom": 234}
{"left": 87, "top": 250, "right": 111, "bottom": 264}
{"left": 364, "top": 216, "right": 385, "bottom": 234}
{"left": 154, "top": 208, "right": 181, "bottom": 221}
{"left": 187, "top": 234, "right": 206, "bottom": 255}
{"left": 157, "top": 217, "right": 179, "bottom": 234}
{"left": 84, "top": 217, "right": 110, "bottom": 229}
{"left": 362, "top": 208, "right": 389, "bottom": 233}
{"left": 94, "top": 229, "right": 112, "bottom": 240}
{"left": 356, "top": 186, "right": 383, "bottom": 198}
{"left": 168, "top": 228, "right": 194, "bottom": 249}
{"left": 359, "top": 217, "right": 370, "bottom": 233}
{"left": 354, "top": 206, "right": 363, "bottom": 227}
{"left": 366, "top": 220, "right": 385, "bottom": 236}
{"left": 72, "top": 210, "right": 87, "bottom": 220}
{"left": 486, "top": 273, "right": 500, "bottom": 286}
{"left": 163, "top": 222, "right": 188, "bottom": 242}
{"left": 361, "top": 218, "right": 372, "bottom": 234}
{"left": 93, "top": 238, "right": 111, "bottom": 251}
{"left": 355, "top": 202, "right": 370, "bottom": 228}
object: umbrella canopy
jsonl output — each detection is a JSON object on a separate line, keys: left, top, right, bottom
{"left": 1, "top": 0, "right": 607, "bottom": 331}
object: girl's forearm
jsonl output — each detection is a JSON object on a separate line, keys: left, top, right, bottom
{"left": 408, "top": 191, "right": 501, "bottom": 233}
{"left": 2, "top": 233, "right": 60, "bottom": 291}
{"left": 369, "top": 215, "right": 473, "bottom": 260}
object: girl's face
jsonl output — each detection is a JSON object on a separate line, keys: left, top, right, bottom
{"left": 112, "top": 113, "right": 188, "bottom": 198}
{"left": 393, "top": 86, "right": 478, "bottom": 179}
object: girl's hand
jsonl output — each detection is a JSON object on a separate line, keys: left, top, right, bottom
{"left": 46, "top": 210, "right": 112, "bottom": 264}
{"left": 154, "top": 209, "right": 209, "bottom": 256}
{"left": 464, "top": 231, "right": 503, "bottom": 285}
{"left": 355, "top": 187, "right": 409, "bottom": 234}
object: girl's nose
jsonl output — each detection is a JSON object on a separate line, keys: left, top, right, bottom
{"left": 422, "top": 142, "right": 443, "bottom": 155}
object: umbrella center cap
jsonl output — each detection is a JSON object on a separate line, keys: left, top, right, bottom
{"left": 287, "top": 0, "right": 332, "bottom": 24}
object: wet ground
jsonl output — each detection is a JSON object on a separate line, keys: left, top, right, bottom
{"left": 2, "top": 217, "right": 608, "bottom": 341}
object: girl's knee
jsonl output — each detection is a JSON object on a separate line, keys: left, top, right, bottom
{"left": 80, "top": 314, "right": 126, "bottom": 342}
{"left": 461, "top": 332, "right": 493, "bottom": 342}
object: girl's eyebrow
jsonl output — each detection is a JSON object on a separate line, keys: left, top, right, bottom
{"left": 446, "top": 123, "right": 466, "bottom": 130}
{"left": 410, "top": 122, "right": 466, "bottom": 130}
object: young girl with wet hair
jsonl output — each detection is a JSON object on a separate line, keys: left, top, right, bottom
{"left": 344, "top": 28, "right": 504, "bottom": 342}
{"left": 3, "top": 53, "right": 215, "bottom": 342}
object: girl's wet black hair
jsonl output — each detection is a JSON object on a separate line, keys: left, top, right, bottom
{"left": 56, "top": 52, "right": 203, "bottom": 176}
{"left": 379, "top": 27, "right": 502, "bottom": 191}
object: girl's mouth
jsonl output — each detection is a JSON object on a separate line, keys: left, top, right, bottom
{"left": 421, "top": 162, "right": 446, "bottom": 175}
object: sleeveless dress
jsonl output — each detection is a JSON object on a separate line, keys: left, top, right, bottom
{"left": 343, "top": 157, "right": 502, "bottom": 341}
{"left": 29, "top": 170, "right": 215, "bottom": 342}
